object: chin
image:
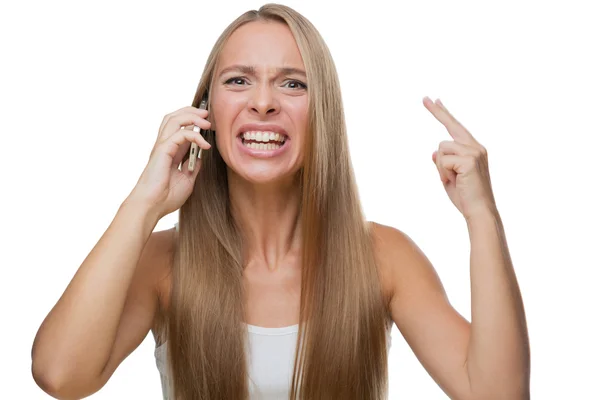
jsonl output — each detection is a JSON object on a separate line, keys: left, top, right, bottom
{"left": 230, "top": 164, "right": 299, "bottom": 186}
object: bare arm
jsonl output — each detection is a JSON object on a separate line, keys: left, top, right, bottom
{"left": 31, "top": 198, "right": 170, "bottom": 399}
{"left": 31, "top": 104, "right": 211, "bottom": 399}
{"left": 464, "top": 211, "right": 530, "bottom": 398}
{"left": 374, "top": 215, "right": 529, "bottom": 400}
{"left": 373, "top": 222, "right": 472, "bottom": 399}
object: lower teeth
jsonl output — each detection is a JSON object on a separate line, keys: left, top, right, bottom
{"left": 244, "top": 142, "right": 281, "bottom": 150}
{"left": 241, "top": 138, "right": 284, "bottom": 150}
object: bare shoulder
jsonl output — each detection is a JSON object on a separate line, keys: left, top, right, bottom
{"left": 368, "top": 220, "right": 451, "bottom": 319}
{"left": 368, "top": 221, "right": 425, "bottom": 307}
{"left": 369, "top": 221, "right": 417, "bottom": 265}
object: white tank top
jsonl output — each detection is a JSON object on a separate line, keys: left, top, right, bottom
{"left": 155, "top": 323, "right": 299, "bottom": 399}
{"left": 154, "top": 321, "right": 392, "bottom": 399}
{"left": 156, "top": 223, "right": 393, "bottom": 399}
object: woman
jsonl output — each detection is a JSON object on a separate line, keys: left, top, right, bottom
{"left": 31, "top": 4, "right": 530, "bottom": 399}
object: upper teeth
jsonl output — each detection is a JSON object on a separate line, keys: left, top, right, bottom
{"left": 242, "top": 131, "right": 286, "bottom": 142}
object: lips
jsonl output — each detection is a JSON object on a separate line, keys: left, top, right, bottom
{"left": 235, "top": 130, "right": 290, "bottom": 158}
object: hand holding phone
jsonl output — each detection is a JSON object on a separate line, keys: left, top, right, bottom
{"left": 125, "top": 100, "right": 211, "bottom": 220}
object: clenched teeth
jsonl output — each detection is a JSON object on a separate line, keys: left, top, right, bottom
{"left": 244, "top": 142, "right": 282, "bottom": 150}
{"left": 241, "top": 131, "right": 286, "bottom": 143}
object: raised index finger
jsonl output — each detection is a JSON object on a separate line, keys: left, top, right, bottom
{"left": 423, "top": 97, "right": 476, "bottom": 144}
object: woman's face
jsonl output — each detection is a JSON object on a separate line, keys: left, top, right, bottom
{"left": 210, "top": 20, "right": 309, "bottom": 185}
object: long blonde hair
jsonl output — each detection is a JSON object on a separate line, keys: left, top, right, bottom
{"left": 167, "top": 4, "right": 391, "bottom": 399}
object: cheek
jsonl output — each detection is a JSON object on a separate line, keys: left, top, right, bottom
{"left": 293, "top": 110, "right": 309, "bottom": 147}
{"left": 210, "top": 104, "right": 233, "bottom": 147}
{"left": 299, "top": 107, "right": 310, "bottom": 136}
{"left": 210, "top": 90, "right": 238, "bottom": 125}
{"left": 210, "top": 103, "right": 226, "bottom": 133}
{"left": 214, "top": 129, "right": 232, "bottom": 162}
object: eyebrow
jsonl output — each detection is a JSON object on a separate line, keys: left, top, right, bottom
{"left": 218, "top": 64, "right": 307, "bottom": 78}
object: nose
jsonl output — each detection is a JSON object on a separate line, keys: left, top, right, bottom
{"left": 247, "top": 84, "right": 280, "bottom": 117}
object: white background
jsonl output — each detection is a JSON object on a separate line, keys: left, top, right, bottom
{"left": 2, "top": 0, "right": 599, "bottom": 398}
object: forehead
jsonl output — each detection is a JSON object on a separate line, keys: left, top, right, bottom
{"left": 217, "top": 20, "right": 305, "bottom": 71}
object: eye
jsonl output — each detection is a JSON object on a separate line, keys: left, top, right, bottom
{"left": 284, "top": 80, "right": 307, "bottom": 89}
{"left": 224, "top": 77, "right": 247, "bottom": 85}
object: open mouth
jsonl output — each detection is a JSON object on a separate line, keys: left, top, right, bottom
{"left": 238, "top": 130, "right": 288, "bottom": 150}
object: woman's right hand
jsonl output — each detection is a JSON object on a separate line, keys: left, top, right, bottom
{"left": 127, "top": 106, "right": 212, "bottom": 219}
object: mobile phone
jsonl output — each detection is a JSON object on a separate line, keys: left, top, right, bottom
{"left": 187, "top": 93, "right": 209, "bottom": 172}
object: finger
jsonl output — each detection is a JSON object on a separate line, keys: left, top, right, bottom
{"left": 181, "top": 123, "right": 208, "bottom": 132}
{"left": 434, "top": 99, "right": 470, "bottom": 137}
{"left": 423, "top": 97, "right": 476, "bottom": 145}
{"left": 183, "top": 129, "right": 212, "bottom": 165}
{"left": 159, "top": 113, "right": 211, "bottom": 141}
{"left": 158, "top": 107, "right": 209, "bottom": 134}
{"left": 423, "top": 96, "right": 454, "bottom": 130}
{"left": 435, "top": 99, "right": 481, "bottom": 146}
{"left": 159, "top": 127, "right": 211, "bottom": 165}
{"left": 160, "top": 112, "right": 211, "bottom": 138}
{"left": 435, "top": 147, "right": 452, "bottom": 184}
{"left": 172, "top": 136, "right": 193, "bottom": 169}
{"left": 435, "top": 98, "right": 451, "bottom": 114}
{"left": 433, "top": 145, "right": 450, "bottom": 183}
{"left": 158, "top": 107, "right": 209, "bottom": 138}
{"left": 438, "top": 140, "right": 479, "bottom": 157}
{"left": 175, "top": 124, "right": 213, "bottom": 169}
{"left": 439, "top": 154, "right": 464, "bottom": 177}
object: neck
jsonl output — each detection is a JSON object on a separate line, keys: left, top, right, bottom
{"left": 228, "top": 170, "right": 302, "bottom": 273}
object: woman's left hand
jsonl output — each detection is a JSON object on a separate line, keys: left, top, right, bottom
{"left": 423, "top": 97, "right": 498, "bottom": 221}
